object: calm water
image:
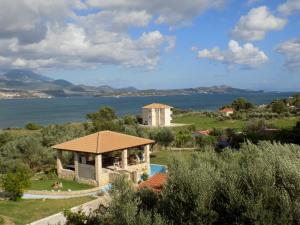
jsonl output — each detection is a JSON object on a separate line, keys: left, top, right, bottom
{"left": 0, "top": 93, "right": 295, "bottom": 128}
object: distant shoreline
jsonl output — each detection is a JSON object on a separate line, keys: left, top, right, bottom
{"left": 0, "top": 91, "right": 296, "bottom": 100}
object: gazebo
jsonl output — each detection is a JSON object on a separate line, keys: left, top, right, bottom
{"left": 52, "top": 130, "right": 155, "bottom": 186}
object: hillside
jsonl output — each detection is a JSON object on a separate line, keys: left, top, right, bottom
{"left": 0, "top": 69, "right": 267, "bottom": 99}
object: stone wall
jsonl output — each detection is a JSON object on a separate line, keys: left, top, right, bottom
{"left": 76, "top": 177, "right": 98, "bottom": 186}
{"left": 78, "top": 163, "right": 96, "bottom": 180}
{"left": 58, "top": 169, "right": 75, "bottom": 180}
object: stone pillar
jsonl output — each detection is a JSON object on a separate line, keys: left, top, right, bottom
{"left": 121, "top": 149, "right": 128, "bottom": 169}
{"left": 144, "top": 145, "right": 150, "bottom": 174}
{"left": 95, "top": 154, "right": 102, "bottom": 186}
{"left": 74, "top": 152, "right": 79, "bottom": 180}
{"left": 56, "top": 150, "right": 63, "bottom": 175}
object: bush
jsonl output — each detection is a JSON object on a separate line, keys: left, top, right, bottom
{"left": 162, "top": 142, "right": 300, "bottom": 225}
{"left": 1, "top": 167, "right": 31, "bottom": 201}
{"left": 150, "top": 128, "right": 174, "bottom": 149}
{"left": 123, "top": 115, "right": 138, "bottom": 125}
{"left": 271, "top": 100, "right": 288, "bottom": 114}
{"left": 141, "top": 173, "right": 149, "bottom": 181}
{"left": 66, "top": 142, "right": 300, "bottom": 225}
{"left": 0, "top": 135, "right": 54, "bottom": 173}
{"left": 195, "top": 135, "right": 217, "bottom": 148}
{"left": 174, "top": 130, "right": 193, "bottom": 147}
{"left": 25, "top": 122, "right": 42, "bottom": 130}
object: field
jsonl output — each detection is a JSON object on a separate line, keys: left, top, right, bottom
{"left": 29, "top": 178, "right": 94, "bottom": 191}
{"left": 151, "top": 150, "right": 195, "bottom": 166}
{"left": 0, "top": 197, "right": 94, "bottom": 225}
{"left": 173, "top": 115, "right": 300, "bottom": 130}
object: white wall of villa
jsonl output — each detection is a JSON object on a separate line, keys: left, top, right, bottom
{"left": 142, "top": 107, "right": 172, "bottom": 127}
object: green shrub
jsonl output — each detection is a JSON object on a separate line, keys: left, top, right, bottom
{"left": 66, "top": 142, "right": 300, "bottom": 225}
{"left": 25, "top": 122, "right": 42, "bottom": 130}
{"left": 1, "top": 168, "right": 31, "bottom": 201}
{"left": 141, "top": 173, "right": 149, "bottom": 181}
{"left": 150, "top": 128, "right": 174, "bottom": 149}
{"left": 195, "top": 135, "right": 217, "bottom": 148}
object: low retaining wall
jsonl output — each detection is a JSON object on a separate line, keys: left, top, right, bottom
{"left": 25, "top": 186, "right": 102, "bottom": 197}
{"left": 58, "top": 169, "right": 75, "bottom": 180}
{"left": 27, "top": 195, "right": 110, "bottom": 225}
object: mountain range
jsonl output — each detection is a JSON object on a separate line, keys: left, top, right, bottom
{"left": 0, "top": 69, "right": 264, "bottom": 99}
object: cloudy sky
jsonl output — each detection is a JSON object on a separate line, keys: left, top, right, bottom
{"left": 0, "top": 0, "right": 299, "bottom": 91}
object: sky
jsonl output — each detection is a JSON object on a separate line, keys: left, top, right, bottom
{"left": 0, "top": 0, "right": 300, "bottom": 91}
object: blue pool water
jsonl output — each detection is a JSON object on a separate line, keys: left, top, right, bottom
{"left": 150, "top": 164, "right": 167, "bottom": 177}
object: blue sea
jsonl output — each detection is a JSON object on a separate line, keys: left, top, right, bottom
{"left": 0, "top": 93, "right": 295, "bottom": 128}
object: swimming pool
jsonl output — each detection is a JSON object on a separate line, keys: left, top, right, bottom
{"left": 150, "top": 164, "right": 167, "bottom": 177}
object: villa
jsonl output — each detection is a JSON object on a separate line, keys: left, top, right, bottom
{"left": 52, "top": 130, "right": 155, "bottom": 187}
{"left": 142, "top": 103, "right": 173, "bottom": 127}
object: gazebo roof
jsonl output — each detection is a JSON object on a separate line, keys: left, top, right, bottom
{"left": 143, "top": 103, "right": 173, "bottom": 109}
{"left": 52, "top": 130, "right": 154, "bottom": 154}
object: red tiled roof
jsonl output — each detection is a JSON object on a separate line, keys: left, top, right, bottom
{"left": 143, "top": 103, "right": 173, "bottom": 109}
{"left": 139, "top": 173, "right": 167, "bottom": 192}
{"left": 194, "top": 130, "right": 211, "bottom": 136}
{"left": 52, "top": 130, "right": 154, "bottom": 154}
{"left": 219, "top": 107, "right": 234, "bottom": 113}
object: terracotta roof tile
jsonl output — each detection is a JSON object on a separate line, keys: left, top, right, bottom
{"left": 52, "top": 130, "right": 154, "bottom": 154}
{"left": 139, "top": 173, "right": 167, "bottom": 192}
{"left": 219, "top": 107, "right": 234, "bottom": 113}
{"left": 143, "top": 103, "right": 173, "bottom": 109}
{"left": 194, "top": 130, "right": 211, "bottom": 136}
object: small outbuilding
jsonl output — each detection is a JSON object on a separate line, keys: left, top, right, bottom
{"left": 52, "top": 130, "right": 154, "bottom": 186}
{"left": 219, "top": 107, "right": 234, "bottom": 117}
{"left": 142, "top": 103, "right": 173, "bottom": 127}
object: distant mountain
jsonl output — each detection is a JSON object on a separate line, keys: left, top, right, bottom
{"left": 52, "top": 79, "right": 73, "bottom": 87}
{"left": 1, "top": 69, "right": 52, "bottom": 83}
{"left": 0, "top": 69, "right": 266, "bottom": 99}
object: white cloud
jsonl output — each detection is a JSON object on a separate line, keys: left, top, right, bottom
{"left": 276, "top": 39, "right": 300, "bottom": 70}
{"left": 197, "top": 40, "right": 268, "bottom": 68}
{"left": 0, "top": 25, "right": 175, "bottom": 70}
{"left": 86, "top": 0, "right": 226, "bottom": 27}
{"left": 76, "top": 10, "right": 152, "bottom": 32}
{"left": 0, "top": 0, "right": 180, "bottom": 70}
{"left": 278, "top": 0, "right": 300, "bottom": 15}
{"left": 232, "top": 6, "right": 287, "bottom": 41}
{"left": 0, "top": 0, "right": 84, "bottom": 43}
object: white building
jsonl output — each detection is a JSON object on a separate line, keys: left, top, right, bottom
{"left": 142, "top": 103, "right": 173, "bottom": 127}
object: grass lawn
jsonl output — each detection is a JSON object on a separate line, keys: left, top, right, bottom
{"left": 173, "top": 115, "right": 300, "bottom": 130}
{"left": 29, "top": 178, "right": 93, "bottom": 191}
{"left": 0, "top": 217, "right": 3, "bottom": 225}
{"left": 271, "top": 117, "right": 300, "bottom": 129}
{"left": 151, "top": 150, "right": 195, "bottom": 166}
{"left": 0, "top": 196, "right": 94, "bottom": 225}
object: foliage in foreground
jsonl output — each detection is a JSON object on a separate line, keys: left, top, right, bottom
{"left": 66, "top": 142, "right": 300, "bottom": 225}
{"left": 1, "top": 168, "right": 31, "bottom": 201}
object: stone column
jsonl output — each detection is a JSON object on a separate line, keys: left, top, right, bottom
{"left": 95, "top": 154, "right": 102, "bottom": 186}
{"left": 144, "top": 145, "right": 150, "bottom": 174}
{"left": 74, "top": 152, "right": 79, "bottom": 180}
{"left": 56, "top": 150, "right": 63, "bottom": 175}
{"left": 121, "top": 149, "right": 128, "bottom": 169}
